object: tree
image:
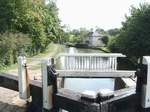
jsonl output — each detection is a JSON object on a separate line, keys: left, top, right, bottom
{"left": 101, "top": 36, "right": 109, "bottom": 45}
{"left": 79, "top": 28, "right": 89, "bottom": 42}
{"left": 0, "top": 0, "right": 62, "bottom": 68}
{"left": 109, "top": 3, "right": 150, "bottom": 62}
{"left": 107, "top": 28, "right": 120, "bottom": 36}
{"left": 0, "top": 32, "right": 31, "bottom": 67}
{"left": 95, "top": 27, "right": 106, "bottom": 35}
{"left": 64, "top": 28, "right": 89, "bottom": 43}
{"left": 0, "top": 0, "right": 62, "bottom": 54}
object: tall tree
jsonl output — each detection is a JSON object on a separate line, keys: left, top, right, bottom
{"left": 0, "top": 0, "right": 62, "bottom": 67}
{"left": 0, "top": 0, "right": 62, "bottom": 54}
{"left": 109, "top": 3, "right": 150, "bottom": 60}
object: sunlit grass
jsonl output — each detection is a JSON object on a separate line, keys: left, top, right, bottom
{"left": 0, "top": 64, "right": 18, "bottom": 72}
{"left": 1, "top": 43, "right": 65, "bottom": 73}
{"left": 32, "top": 43, "right": 64, "bottom": 58}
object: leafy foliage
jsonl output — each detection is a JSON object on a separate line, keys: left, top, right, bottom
{"left": 108, "top": 3, "right": 150, "bottom": 65}
{"left": 0, "top": 32, "right": 31, "bottom": 67}
{"left": 0, "top": 0, "right": 62, "bottom": 67}
{"left": 101, "top": 36, "right": 109, "bottom": 45}
{"left": 64, "top": 28, "right": 89, "bottom": 43}
{"left": 107, "top": 28, "right": 120, "bottom": 37}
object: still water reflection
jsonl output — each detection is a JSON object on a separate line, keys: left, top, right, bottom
{"left": 61, "top": 47, "right": 114, "bottom": 92}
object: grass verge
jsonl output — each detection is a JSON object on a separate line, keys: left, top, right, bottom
{"left": 0, "top": 43, "right": 64, "bottom": 72}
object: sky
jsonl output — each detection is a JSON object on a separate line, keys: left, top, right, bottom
{"left": 57, "top": 0, "right": 150, "bottom": 30}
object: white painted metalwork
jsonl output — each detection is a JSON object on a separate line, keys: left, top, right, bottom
{"left": 57, "top": 53, "right": 126, "bottom": 57}
{"left": 18, "top": 56, "right": 30, "bottom": 100}
{"left": 55, "top": 53, "right": 134, "bottom": 78}
{"left": 57, "top": 53, "right": 125, "bottom": 71}
{"left": 142, "top": 56, "right": 150, "bottom": 108}
{"left": 57, "top": 70, "right": 135, "bottom": 78}
{"left": 41, "top": 58, "right": 53, "bottom": 110}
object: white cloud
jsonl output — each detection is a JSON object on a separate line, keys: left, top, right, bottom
{"left": 57, "top": 0, "right": 150, "bottom": 30}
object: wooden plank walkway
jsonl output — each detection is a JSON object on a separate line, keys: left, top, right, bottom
{"left": 0, "top": 87, "right": 26, "bottom": 112}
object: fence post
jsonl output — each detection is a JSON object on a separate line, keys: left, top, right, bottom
{"left": 41, "top": 58, "right": 53, "bottom": 111}
{"left": 18, "top": 56, "right": 30, "bottom": 100}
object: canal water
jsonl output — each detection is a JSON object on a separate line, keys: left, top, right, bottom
{"left": 60, "top": 47, "right": 114, "bottom": 92}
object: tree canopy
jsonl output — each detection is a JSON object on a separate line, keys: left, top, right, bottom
{"left": 0, "top": 0, "right": 62, "bottom": 52}
{"left": 0, "top": 0, "right": 62, "bottom": 67}
{"left": 109, "top": 3, "right": 150, "bottom": 60}
{"left": 63, "top": 28, "right": 89, "bottom": 43}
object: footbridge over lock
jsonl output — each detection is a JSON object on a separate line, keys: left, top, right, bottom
{"left": 55, "top": 53, "right": 135, "bottom": 78}
{"left": 0, "top": 53, "right": 150, "bottom": 112}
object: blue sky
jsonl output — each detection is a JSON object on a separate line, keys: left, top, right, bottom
{"left": 57, "top": 0, "right": 150, "bottom": 30}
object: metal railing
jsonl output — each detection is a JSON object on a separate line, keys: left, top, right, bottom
{"left": 57, "top": 53, "right": 126, "bottom": 72}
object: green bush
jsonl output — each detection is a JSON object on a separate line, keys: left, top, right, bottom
{"left": 108, "top": 3, "right": 150, "bottom": 66}
{"left": 0, "top": 0, "right": 62, "bottom": 54}
{"left": 0, "top": 0, "right": 63, "bottom": 68}
{"left": 0, "top": 32, "right": 31, "bottom": 67}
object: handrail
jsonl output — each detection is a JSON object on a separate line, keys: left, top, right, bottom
{"left": 56, "top": 53, "right": 125, "bottom": 71}
{"left": 57, "top": 53, "right": 126, "bottom": 58}
{"left": 56, "top": 70, "right": 136, "bottom": 78}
